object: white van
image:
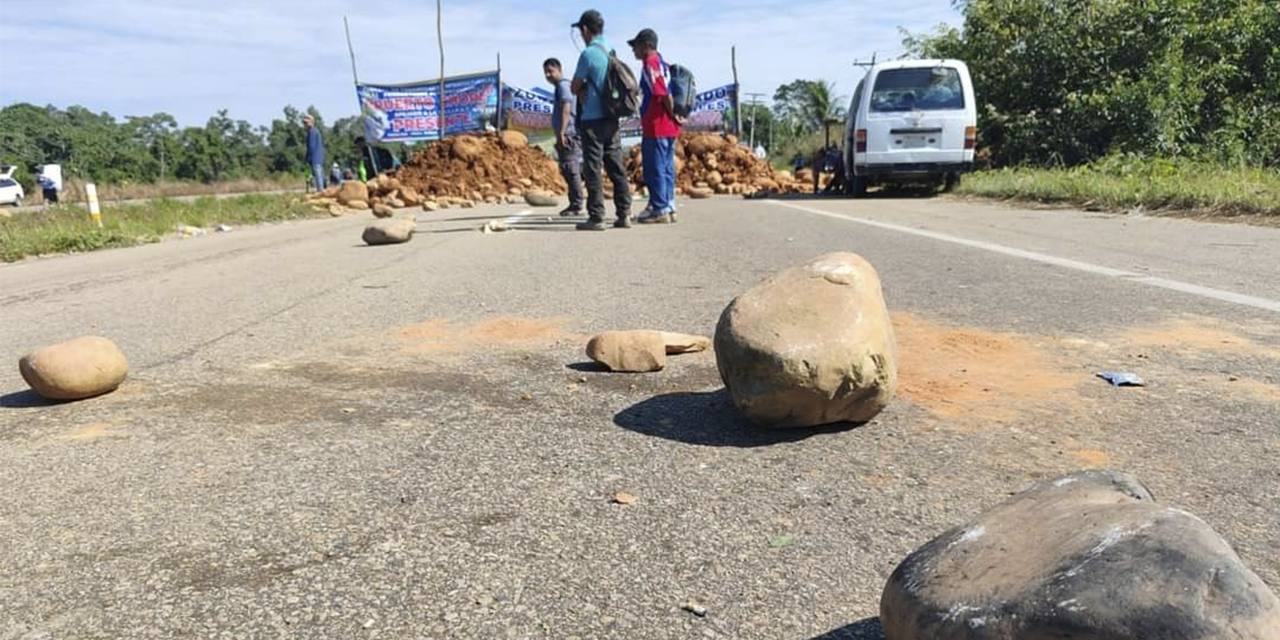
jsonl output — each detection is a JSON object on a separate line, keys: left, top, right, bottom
{"left": 842, "top": 59, "right": 976, "bottom": 195}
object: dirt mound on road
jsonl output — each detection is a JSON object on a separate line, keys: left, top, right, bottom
{"left": 387, "top": 134, "right": 566, "bottom": 204}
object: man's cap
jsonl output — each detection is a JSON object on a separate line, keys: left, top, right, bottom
{"left": 627, "top": 28, "right": 658, "bottom": 48}
{"left": 571, "top": 9, "right": 603, "bottom": 31}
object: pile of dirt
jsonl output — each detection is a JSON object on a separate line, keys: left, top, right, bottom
{"left": 388, "top": 132, "right": 567, "bottom": 204}
{"left": 306, "top": 132, "right": 567, "bottom": 212}
{"left": 625, "top": 133, "right": 803, "bottom": 198}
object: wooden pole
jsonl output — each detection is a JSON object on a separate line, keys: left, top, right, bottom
{"left": 496, "top": 52, "right": 503, "bottom": 131}
{"left": 437, "top": 0, "right": 445, "bottom": 140}
{"left": 345, "top": 16, "right": 376, "bottom": 174}
{"left": 731, "top": 46, "right": 741, "bottom": 138}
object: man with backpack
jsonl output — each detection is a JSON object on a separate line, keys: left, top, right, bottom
{"left": 570, "top": 9, "right": 634, "bottom": 231}
{"left": 629, "top": 28, "right": 682, "bottom": 224}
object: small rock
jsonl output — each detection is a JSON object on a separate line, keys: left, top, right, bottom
{"left": 681, "top": 601, "right": 708, "bottom": 617}
{"left": 500, "top": 130, "right": 528, "bottom": 148}
{"left": 519, "top": 178, "right": 534, "bottom": 188}
{"left": 362, "top": 218, "right": 415, "bottom": 245}
{"left": 586, "top": 330, "right": 666, "bottom": 373}
{"left": 612, "top": 492, "right": 637, "bottom": 505}
{"left": 422, "top": 201, "right": 440, "bottom": 212}
{"left": 577, "top": 376, "right": 588, "bottom": 384}
{"left": 215, "top": 224, "right": 233, "bottom": 232}
{"left": 372, "top": 203, "right": 394, "bottom": 218}
{"left": 336, "top": 181, "right": 369, "bottom": 205}
{"left": 520, "top": 393, "right": 533, "bottom": 402}
{"left": 328, "top": 204, "right": 346, "bottom": 216}
{"left": 524, "top": 190, "right": 560, "bottom": 207}
{"left": 347, "top": 200, "right": 370, "bottom": 211}
{"left": 658, "top": 332, "right": 711, "bottom": 355}
{"left": 19, "top": 336, "right": 129, "bottom": 401}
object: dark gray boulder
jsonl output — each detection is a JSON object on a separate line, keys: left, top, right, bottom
{"left": 881, "top": 470, "right": 1280, "bottom": 640}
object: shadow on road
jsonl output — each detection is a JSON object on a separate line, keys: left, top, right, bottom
{"left": 614, "top": 389, "right": 863, "bottom": 448}
{"left": 0, "top": 389, "right": 60, "bottom": 409}
{"left": 806, "top": 617, "right": 886, "bottom": 640}
{"left": 566, "top": 362, "right": 610, "bottom": 373}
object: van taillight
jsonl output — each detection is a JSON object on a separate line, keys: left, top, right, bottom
{"left": 855, "top": 129, "right": 867, "bottom": 153}
{"left": 964, "top": 126, "right": 977, "bottom": 150}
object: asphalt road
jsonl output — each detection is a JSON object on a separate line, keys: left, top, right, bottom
{"left": 2, "top": 194, "right": 1278, "bottom": 639}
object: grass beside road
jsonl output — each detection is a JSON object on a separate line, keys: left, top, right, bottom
{"left": 0, "top": 194, "right": 322, "bottom": 262}
{"left": 957, "top": 160, "right": 1280, "bottom": 218}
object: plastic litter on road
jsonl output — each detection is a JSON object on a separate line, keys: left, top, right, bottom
{"left": 1098, "top": 371, "right": 1145, "bottom": 387}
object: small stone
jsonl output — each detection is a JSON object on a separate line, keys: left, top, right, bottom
{"left": 681, "top": 601, "right": 708, "bottom": 617}
{"left": 577, "top": 376, "right": 588, "bottom": 384}
{"left": 612, "top": 492, "right": 637, "bottom": 505}
{"left": 362, "top": 218, "right": 415, "bottom": 245}
{"left": 347, "top": 200, "right": 370, "bottom": 211}
{"left": 524, "top": 190, "right": 560, "bottom": 207}
{"left": 422, "top": 200, "right": 440, "bottom": 212}
{"left": 520, "top": 393, "right": 533, "bottom": 402}
{"left": 372, "top": 203, "right": 394, "bottom": 218}
{"left": 586, "top": 330, "right": 666, "bottom": 373}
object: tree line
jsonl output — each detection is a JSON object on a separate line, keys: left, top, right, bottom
{"left": 904, "top": 0, "right": 1279, "bottom": 167}
{"left": 0, "top": 104, "right": 414, "bottom": 192}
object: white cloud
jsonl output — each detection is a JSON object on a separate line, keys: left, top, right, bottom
{"left": 0, "top": 0, "right": 960, "bottom": 126}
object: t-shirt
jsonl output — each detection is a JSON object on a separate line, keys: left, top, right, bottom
{"left": 552, "top": 78, "right": 577, "bottom": 136}
{"left": 573, "top": 36, "right": 612, "bottom": 122}
{"left": 640, "top": 51, "right": 680, "bottom": 139}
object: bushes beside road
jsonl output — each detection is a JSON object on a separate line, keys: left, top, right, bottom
{"left": 957, "top": 159, "right": 1280, "bottom": 218}
{"left": 0, "top": 194, "right": 321, "bottom": 262}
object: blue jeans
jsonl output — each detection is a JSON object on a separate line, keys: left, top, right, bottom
{"left": 642, "top": 137, "right": 676, "bottom": 214}
{"left": 311, "top": 163, "right": 326, "bottom": 191}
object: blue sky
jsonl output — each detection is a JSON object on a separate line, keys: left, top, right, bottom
{"left": 0, "top": 0, "right": 961, "bottom": 128}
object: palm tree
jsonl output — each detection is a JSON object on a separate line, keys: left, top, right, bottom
{"left": 802, "top": 80, "right": 846, "bottom": 132}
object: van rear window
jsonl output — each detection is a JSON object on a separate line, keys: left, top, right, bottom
{"left": 871, "top": 68, "right": 964, "bottom": 112}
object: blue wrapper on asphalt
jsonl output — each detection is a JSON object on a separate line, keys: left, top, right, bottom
{"left": 1098, "top": 371, "right": 1145, "bottom": 387}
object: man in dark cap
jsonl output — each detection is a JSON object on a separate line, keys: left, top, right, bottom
{"left": 570, "top": 9, "right": 632, "bottom": 230}
{"left": 629, "top": 28, "right": 681, "bottom": 224}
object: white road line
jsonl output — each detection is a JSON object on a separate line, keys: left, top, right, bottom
{"left": 766, "top": 200, "right": 1280, "bottom": 314}
{"left": 502, "top": 209, "right": 536, "bottom": 225}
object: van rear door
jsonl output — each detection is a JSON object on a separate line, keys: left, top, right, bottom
{"left": 863, "top": 66, "right": 970, "bottom": 169}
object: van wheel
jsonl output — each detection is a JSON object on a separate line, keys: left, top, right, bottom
{"left": 12, "top": 196, "right": 20, "bottom": 207}
{"left": 943, "top": 172, "right": 961, "bottom": 192}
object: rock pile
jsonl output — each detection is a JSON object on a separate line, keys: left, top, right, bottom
{"left": 625, "top": 133, "right": 804, "bottom": 198}
{"left": 881, "top": 470, "right": 1280, "bottom": 639}
{"left": 307, "top": 132, "right": 567, "bottom": 214}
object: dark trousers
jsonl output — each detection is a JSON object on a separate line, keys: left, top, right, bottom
{"left": 579, "top": 118, "right": 631, "bottom": 221}
{"left": 556, "top": 135, "right": 584, "bottom": 212}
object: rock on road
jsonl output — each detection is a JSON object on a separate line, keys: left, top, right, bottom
{"left": 1, "top": 195, "right": 1278, "bottom": 639}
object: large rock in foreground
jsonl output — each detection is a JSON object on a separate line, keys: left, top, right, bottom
{"left": 19, "top": 336, "right": 129, "bottom": 400}
{"left": 362, "top": 219, "right": 415, "bottom": 245}
{"left": 881, "top": 470, "right": 1280, "bottom": 640}
{"left": 714, "top": 252, "right": 897, "bottom": 427}
{"left": 587, "top": 331, "right": 666, "bottom": 372}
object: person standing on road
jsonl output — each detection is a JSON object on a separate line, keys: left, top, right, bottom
{"left": 543, "top": 57, "right": 585, "bottom": 217}
{"left": 36, "top": 167, "right": 58, "bottom": 205}
{"left": 303, "top": 115, "right": 325, "bottom": 192}
{"left": 571, "top": 9, "right": 632, "bottom": 231}
{"left": 629, "top": 28, "right": 681, "bottom": 224}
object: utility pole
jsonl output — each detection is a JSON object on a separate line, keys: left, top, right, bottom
{"left": 743, "top": 92, "right": 766, "bottom": 150}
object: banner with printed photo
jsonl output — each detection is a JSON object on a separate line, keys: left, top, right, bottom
{"left": 357, "top": 71, "right": 501, "bottom": 142}
{"left": 502, "top": 82, "right": 739, "bottom": 137}
{"left": 501, "top": 85, "right": 555, "bottom": 134}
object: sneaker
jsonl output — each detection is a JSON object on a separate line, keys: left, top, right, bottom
{"left": 576, "top": 219, "right": 607, "bottom": 231}
{"left": 613, "top": 215, "right": 632, "bottom": 229}
{"left": 559, "top": 207, "right": 583, "bottom": 217}
{"left": 638, "top": 213, "right": 672, "bottom": 224}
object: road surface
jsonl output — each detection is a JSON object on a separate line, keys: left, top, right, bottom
{"left": 2, "top": 195, "right": 1278, "bottom": 639}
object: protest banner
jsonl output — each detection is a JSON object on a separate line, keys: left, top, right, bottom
{"left": 357, "top": 71, "right": 501, "bottom": 142}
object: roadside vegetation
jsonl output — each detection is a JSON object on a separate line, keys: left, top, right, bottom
{"left": 958, "top": 159, "right": 1280, "bottom": 217}
{"left": 0, "top": 194, "right": 320, "bottom": 262}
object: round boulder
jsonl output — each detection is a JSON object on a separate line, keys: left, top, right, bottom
{"left": 714, "top": 252, "right": 897, "bottom": 427}
{"left": 586, "top": 331, "right": 666, "bottom": 373}
{"left": 19, "top": 336, "right": 129, "bottom": 400}
{"left": 362, "top": 218, "right": 415, "bottom": 245}
{"left": 372, "top": 203, "right": 394, "bottom": 218}
{"left": 524, "top": 190, "right": 560, "bottom": 207}
{"left": 500, "top": 130, "right": 529, "bottom": 148}
{"left": 881, "top": 470, "right": 1280, "bottom": 640}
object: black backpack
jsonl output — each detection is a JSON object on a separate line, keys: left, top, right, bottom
{"left": 668, "top": 64, "right": 696, "bottom": 118}
{"left": 589, "top": 41, "right": 641, "bottom": 120}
